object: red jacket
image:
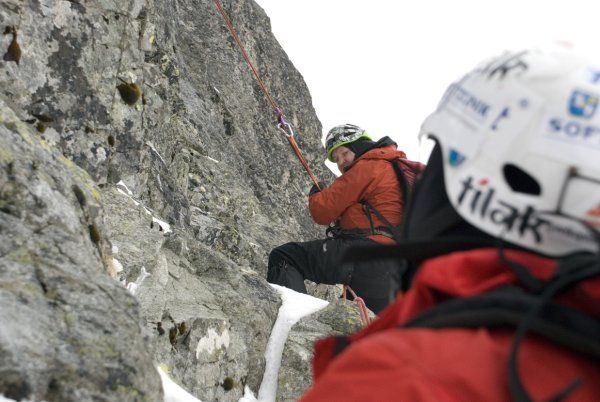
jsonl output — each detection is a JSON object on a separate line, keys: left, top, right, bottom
{"left": 309, "top": 145, "right": 407, "bottom": 244}
{"left": 301, "top": 249, "right": 600, "bottom": 401}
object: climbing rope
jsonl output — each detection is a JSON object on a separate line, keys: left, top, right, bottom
{"left": 342, "top": 285, "right": 371, "bottom": 326}
{"left": 276, "top": 119, "right": 321, "bottom": 188}
{"left": 212, "top": 0, "right": 321, "bottom": 190}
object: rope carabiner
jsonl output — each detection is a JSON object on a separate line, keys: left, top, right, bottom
{"left": 275, "top": 107, "right": 294, "bottom": 137}
{"left": 278, "top": 122, "right": 294, "bottom": 138}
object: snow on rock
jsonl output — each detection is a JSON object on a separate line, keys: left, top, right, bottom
{"left": 0, "top": 396, "right": 43, "bottom": 402}
{"left": 116, "top": 180, "right": 172, "bottom": 234}
{"left": 126, "top": 266, "right": 151, "bottom": 296}
{"left": 255, "top": 284, "right": 329, "bottom": 402}
{"left": 152, "top": 216, "right": 172, "bottom": 234}
{"left": 203, "top": 155, "right": 220, "bottom": 164}
{"left": 116, "top": 180, "right": 133, "bottom": 196}
{"left": 239, "top": 386, "right": 258, "bottom": 402}
{"left": 112, "top": 257, "right": 124, "bottom": 273}
{"left": 146, "top": 141, "right": 168, "bottom": 166}
{"left": 158, "top": 366, "right": 203, "bottom": 402}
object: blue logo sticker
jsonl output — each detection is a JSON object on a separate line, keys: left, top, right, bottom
{"left": 449, "top": 149, "right": 466, "bottom": 166}
{"left": 569, "top": 90, "right": 599, "bottom": 119}
{"left": 590, "top": 70, "right": 600, "bottom": 84}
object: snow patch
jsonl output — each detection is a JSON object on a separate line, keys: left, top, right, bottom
{"left": 195, "top": 328, "right": 230, "bottom": 359}
{"left": 158, "top": 366, "right": 203, "bottom": 402}
{"left": 126, "top": 266, "right": 150, "bottom": 296}
{"left": 239, "top": 386, "right": 258, "bottom": 402}
{"left": 146, "top": 141, "right": 167, "bottom": 166}
{"left": 0, "top": 396, "right": 42, "bottom": 402}
{"left": 112, "top": 257, "right": 123, "bottom": 273}
{"left": 116, "top": 181, "right": 172, "bottom": 234}
{"left": 257, "top": 285, "right": 328, "bottom": 402}
{"left": 117, "top": 188, "right": 140, "bottom": 205}
{"left": 202, "top": 155, "right": 220, "bottom": 164}
{"left": 117, "top": 180, "right": 133, "bottom": 196}
{"left": 153, "top": 216, "right": 172, "bottom": 234}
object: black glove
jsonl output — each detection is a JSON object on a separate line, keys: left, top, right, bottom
{"left": 309, "top": 181, "right": 326, "bottom": 196}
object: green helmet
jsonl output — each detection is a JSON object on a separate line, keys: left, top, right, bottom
{"left": 325, "top": 124, "right": 372, "bottom": 162}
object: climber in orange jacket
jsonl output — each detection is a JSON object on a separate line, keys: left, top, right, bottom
{"left": 267, "top": 124, "right": 423, "bottom": 313}
{"left": 300, "top": 49, "right": 600, "bottom": 401}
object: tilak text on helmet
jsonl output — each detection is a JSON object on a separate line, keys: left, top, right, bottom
{"left": 457, "top": 176, "right": 592, "bottom": 243}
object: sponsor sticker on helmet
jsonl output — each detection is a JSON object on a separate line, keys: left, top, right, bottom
{"left": 448, "top": 149, "right": 466, "bottom": 167}
{"left": 536, "top": 88, "right": 600, "bottom": 163}
{"left": 568, "top": 89, "right": 599, "bottom": 119}
{"left": 455, "top": 175, "right": 549, "bottom": 244}
{"left": 450, "top": 174, "right": 597, "bottom": 255}
{"left": 444, "top": 83, "right": 491, "bottom": 124}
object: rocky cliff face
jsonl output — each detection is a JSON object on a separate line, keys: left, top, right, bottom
{"left": 0, "top": 0, "right": 362, "bottom": 401}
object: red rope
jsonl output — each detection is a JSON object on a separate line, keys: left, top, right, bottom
{"left": 287, "top": 136, "right": 321, "bottom": 188}
{"left": 212, "top": 0, "right": 279, "bottom": 112}
{"left": 212, "top": 0, "right": 321, "bottom": 191}
{"left": 343, "top": 285, "right": 371, "bottom": 327}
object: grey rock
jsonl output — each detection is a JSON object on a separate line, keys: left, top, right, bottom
{"left": 0, "top": 99, "right": 161, "bottom": 401}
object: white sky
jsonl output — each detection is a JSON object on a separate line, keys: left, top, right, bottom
{"left": 254, "top": 0, "right": 600, "bottom": 163}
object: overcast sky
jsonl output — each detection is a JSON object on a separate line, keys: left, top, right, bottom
{"left": 254, "top": 0, "right": 599, "bottom": 164}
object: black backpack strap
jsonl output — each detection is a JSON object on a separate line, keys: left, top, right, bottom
{"left": 361, "top": 201, "right": 377, "bottom": 235}
{"left": 404, "top": 285, "right": 600, "bottom": 358}
{"left": 361, "top": 199, "right": 403, "bottom": 241}
{"left": 392, "top": 159, "right": 410, "bottom": 206}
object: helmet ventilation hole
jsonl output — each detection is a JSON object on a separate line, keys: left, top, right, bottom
{"left": 503, "top": 164, "right": 541, "bottom": 195}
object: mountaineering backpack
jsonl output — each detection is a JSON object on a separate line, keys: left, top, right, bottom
{"left": 361, "top": 157, "right": 426, "bottom": 241}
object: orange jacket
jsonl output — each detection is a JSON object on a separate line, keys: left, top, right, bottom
{"left": 301, "top": 249, "right": 600, "bottom": 401}
{"left": 309, "top": 144, "right": 407, "bottom": 244}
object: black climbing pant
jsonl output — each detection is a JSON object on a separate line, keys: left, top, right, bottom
{"left": 267, "top": 237, "right": 401, "bottom": 314}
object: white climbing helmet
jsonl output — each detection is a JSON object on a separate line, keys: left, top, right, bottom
{"left": 420, "top": 48, "right": 600, "bottom": 256}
